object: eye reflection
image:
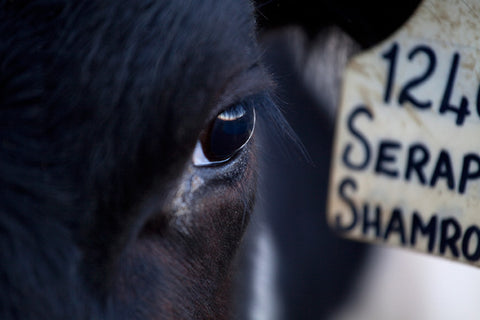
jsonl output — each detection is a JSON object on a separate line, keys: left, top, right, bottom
{"left": 193, "top": 102, "right": 255, "bottom": 166}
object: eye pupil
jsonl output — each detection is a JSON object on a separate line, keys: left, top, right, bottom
{"left": 193, "top": 102, "right": 255, "bottom": 166}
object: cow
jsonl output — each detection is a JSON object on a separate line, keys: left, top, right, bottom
{"left": 0, "top": 1, "right": 290, "bottom": 319}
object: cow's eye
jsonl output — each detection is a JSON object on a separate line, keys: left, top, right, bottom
{"left": 193, "top": 102, "right": 255, "bottom": 166}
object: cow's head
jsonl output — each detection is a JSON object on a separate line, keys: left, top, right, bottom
{"left": 0, "top": 1, "right": 278, "bottom": 319}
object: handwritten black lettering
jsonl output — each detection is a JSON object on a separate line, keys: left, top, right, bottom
{"left": 334, "top": 189, "right": 480, "bottom": 262}
{"left": 411, "top": 212, "right": 437, "bottom": 252}
{"left": 380, "top": 42, "right": 479, "bottom": 125}
{"left": 439, "top": 52, "right": 470, "bottom": 126}
{"left": 334, "top": 177, "right": 359, "bottom": 232}
{"left": 362, "top": 204, "right": 382, "bottom": 237}
{"left": 405, "top": 143, "right": 430, "bottom": 185}
{"left": 342, "top": 106, "right": 373, "bottom": 170}
{"left": 429, "top": 150, "right": 455, "bottom": 191}
{"left": 382, "top": 42, "right": 399, "bottom": 104}
{"left": 384, "top": 208, "right": 406, "bottom": 244}
{"left": 459, "top": 154, "right": 480, "bottom": 194}
{"left": 439, "top": 218, "right": 461, "bottom": 258}
{"left": 462, "top": 226, "right": 480, "bottom": 261}
{"left": 375, "top": 140, "right": 401, "bottom": 178}
{"left": 398, "top": 45, "right": 436, "bottom": 109}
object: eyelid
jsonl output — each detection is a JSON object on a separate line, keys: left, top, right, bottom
{"left": 208, "top": 66, "right": 271, "bottom": 121}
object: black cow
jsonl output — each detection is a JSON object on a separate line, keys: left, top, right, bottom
{"left": 0, "top": 1, "right": 291, "bottom": 319}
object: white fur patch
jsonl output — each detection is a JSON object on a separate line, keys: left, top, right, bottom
{"left": 249, "top": 228, "right": 281, "bottom": 320}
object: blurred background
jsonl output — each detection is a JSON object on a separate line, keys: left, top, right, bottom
{"left": 234, "top": 1, "right": 480, "bottom": 319}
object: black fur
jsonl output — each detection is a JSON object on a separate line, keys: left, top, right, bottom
{"left": 0, "top": 1, "right": 278, "bottom": 319}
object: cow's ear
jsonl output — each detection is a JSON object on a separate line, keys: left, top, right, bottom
{"left": 254, "top": 0, "right": 421, "bottom": 48}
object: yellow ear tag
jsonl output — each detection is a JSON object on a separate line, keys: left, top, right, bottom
{"left": 327, "top": 0, "right": 480, "bottom": 267}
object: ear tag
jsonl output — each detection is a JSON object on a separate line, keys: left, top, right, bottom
{"left": 327, "top": 0, "right": 480, "bottom": 267}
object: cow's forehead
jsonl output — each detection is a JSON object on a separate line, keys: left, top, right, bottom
{"left": 42, "top": 0, "right": 264, "bottom": 146}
